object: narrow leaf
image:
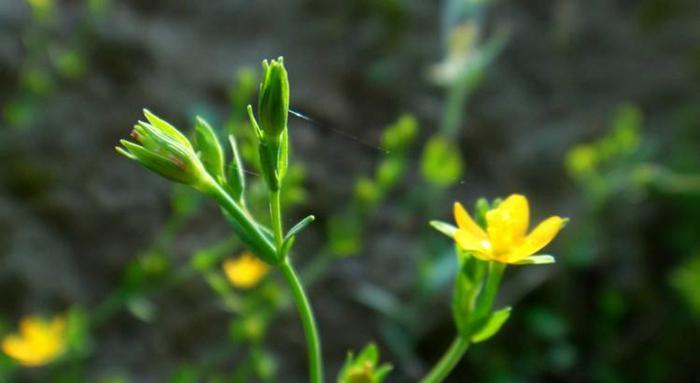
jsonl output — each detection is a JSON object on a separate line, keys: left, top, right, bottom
{"left": 471, "top": 306, "right": 512, "bottom": 343}
{"left": 285, "top": 215, "right": 315, "bottom": 243}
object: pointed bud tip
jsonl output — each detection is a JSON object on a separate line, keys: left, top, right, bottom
{"left": 115, "top": 146, "right": 136, "bottom": 160}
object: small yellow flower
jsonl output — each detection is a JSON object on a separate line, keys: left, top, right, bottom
{"left": 1, "top": 315, "right": 67, "bottom": 367}
{"left": 223, "top": 252, "right": 270, "bottom": 289}
{"left": 452, "top": 194, "right": 566, "bottom": 265}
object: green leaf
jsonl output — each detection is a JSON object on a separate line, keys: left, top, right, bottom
{"left": 285, "top": 215, "right": 315, "bottom": 242}
{"left": 219, "top": 208, "right": 279, "bottom": 264}
{"left": 421, "top": 135, "right": 463, "bottom": 187}
{"left": 471, "top": 306, "right": 512, "bottom": 343}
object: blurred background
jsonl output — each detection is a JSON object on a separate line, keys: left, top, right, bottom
{"left": 1, "top": 0, "right": 700, "bottom": 382}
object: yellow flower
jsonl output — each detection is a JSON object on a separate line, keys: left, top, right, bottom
{"left": 223, "top": 252, "right": 270, "bottom": 289}
{"left": 452, "top": 194, "right": 566, "bottom": 265}
{"left": 1, "top": 315, "right": 67, "bottom": 367}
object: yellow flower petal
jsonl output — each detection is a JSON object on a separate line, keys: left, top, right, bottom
{"left": 486, "top": 194, "right": 530, "bottom": 254}
{"left": 453, "top": 202, "right": 487, "bottom": 240}
{"left": 454, "top": 229, "right": 491, "bottom": 254}
{"left": 499, "top": 194, "right": 529, "bottom": 238}
{"left": 505, "top": 216, "right": 565, "bottom": 263}
{"left": 2, "top": 315, "right": 66, "bottom": 367}
{"left": 223, "top": 252, "right": 270, "bottom": 289}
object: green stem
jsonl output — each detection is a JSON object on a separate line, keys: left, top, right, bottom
{"left": 419, "top": 335, "right": 470, "bottom": 383}
{"left": 270, "top": 189, "right": 284, "bottom": 248}
{"left": 269, "top": 182, "right": 323, "bottom": 383}
{"left": 279, "top": 259, "right": 324, "bottom": 383}
{"left": 420, "top": 262, "right": 506, "bottom": 383}
{"left": 205, "top": 177, "right": 277, "bottom": 262}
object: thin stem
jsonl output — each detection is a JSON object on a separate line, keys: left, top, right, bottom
{"left": 279, "top": 259, "right": 324, "bottom": 383}
{"left": 204, "top": 177, "right": 277, "bottom": 261}
{"left": 269, "top": 181, "right": 323, "bottom": 383}
{"left": 420, "top": 262, "right": 505, "bottom": 383}
{"left": 419, "top": 335, "right": 470, "bottom": 383}
{"left": 270, "top": 189, "right": 284, "bottom": 249}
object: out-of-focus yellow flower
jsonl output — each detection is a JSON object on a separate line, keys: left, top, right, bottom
{"left": 223, "top": 252, "right": 270, "bottom": 289}
{"left": 453, "top": 194, "right": 566, "bottom": 265}
{"left": 1, "top": 315, "right": 66, "bottom": 367}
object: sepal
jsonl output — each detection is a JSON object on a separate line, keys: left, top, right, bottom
{"left": 514, "top": 254, "right": 555, "bottom": 265}
{"left": 226, "top": 134, "right": 246, "bottom": 201}
{"left": 430, "top": 220, "right": 458, "bottom": 237}
{"left": 194, "top": 116, "right": 225, "bottom": 182}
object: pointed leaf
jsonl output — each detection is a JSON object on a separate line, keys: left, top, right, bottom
{"left": 471, "top": 306, "right": 511, "bottom": 343}
{"left": 285, "top": 215, "right": 315, "bottom": 242}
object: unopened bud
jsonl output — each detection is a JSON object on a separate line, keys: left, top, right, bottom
{"left": 258, "top": 57, "right": 289, "bottom": 139}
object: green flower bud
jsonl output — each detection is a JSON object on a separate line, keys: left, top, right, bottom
{"left": 118, "top": 110, "right": 279, "bottom": 265}
{"left": 117, "top": 110, "right": 206, "bottom": 187}
{"left": 338, "top": 343, "right": 392, "bottom": 383}
{"left": 247, "top": 58, "right": 291, "bottom": 192}
{"left": 258, "top": 57, "right": 289, "bottom": 139}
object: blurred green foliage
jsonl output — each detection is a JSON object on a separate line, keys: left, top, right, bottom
{"left": 2, "top": 0, "right": 700, "bottom": 381}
